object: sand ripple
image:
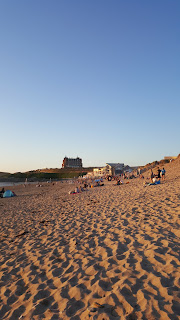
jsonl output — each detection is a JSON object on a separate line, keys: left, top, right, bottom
{"left": 0, "top": 161, "right": 180, "bottom": 319}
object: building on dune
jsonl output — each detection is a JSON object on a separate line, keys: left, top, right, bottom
{"left": 87, "top": 162, "right": 135, "bottom": 178}
{"left": 92, "top": 163, "right": 134, "bottom": 177}
{"left": 62, "top": 157, "right": 83, "bottom": 168}
{"left": 164, "top": 156, "right": 177, "bottom": 161}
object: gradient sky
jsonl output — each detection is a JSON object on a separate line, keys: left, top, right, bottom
{"left": 0, "top": 0, "right": 179, "bottom": 173}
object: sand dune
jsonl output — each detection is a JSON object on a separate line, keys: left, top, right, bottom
{"left": 0, "top": 160, "right": 180, "bottom": 319}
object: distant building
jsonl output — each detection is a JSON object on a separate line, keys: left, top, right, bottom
{"left": 62, "top": 157, "right": 82, "bottom": 168}
{"left": 106, "top": 163, "right": 124, "bottom": 176}
{"left": 123, "top": 165, "right": 133, "bottom": 173}
{"left": 93, "top": 167, "right": 106, "bottom": 177}
{"left": 164, "top": 156, "right": 177, "bottom": 160}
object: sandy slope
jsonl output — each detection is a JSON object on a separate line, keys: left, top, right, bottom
{"left": 0, "top": 160, "right": 180, "bottom": 320}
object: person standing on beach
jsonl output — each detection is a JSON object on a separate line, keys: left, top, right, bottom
{"left": 150, "top": 169, "right": 154, "bottom": 182}
{"left": 157, "top": 167, "right": 161, "bottom": 179}
{"left": 0, "top": 187, "right": 5, "bottom": 198}
{"left": 161, "top": 167, "right": 166, "bottom": 180}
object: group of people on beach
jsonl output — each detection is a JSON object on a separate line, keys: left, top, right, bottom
{"left": 69, "top": 179, "right": 104, "bottom": 194}
{"left": 150, "top": 167, "right": 166, "bottom": 183}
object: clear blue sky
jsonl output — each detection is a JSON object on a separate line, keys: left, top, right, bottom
{"left": 0, "top": 0, "right": 179, "bottom": 173}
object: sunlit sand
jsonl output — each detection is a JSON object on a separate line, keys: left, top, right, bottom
{"left": 0, "top": 158, "right": 180, "bottom": 319}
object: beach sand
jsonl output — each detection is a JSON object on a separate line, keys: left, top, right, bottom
{"left": 0, "top": 159, "right": 180, "bottom": 319}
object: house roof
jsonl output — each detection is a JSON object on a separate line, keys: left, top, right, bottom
{"left": 124, "top": 165, "right": 130, "bottom": 169}
{"left": 106, "top": 163, "right": 124, "bottom": 168}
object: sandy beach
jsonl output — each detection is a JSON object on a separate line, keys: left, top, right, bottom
{"left": 0, "top": 159, "right": 180, "bottom": 320}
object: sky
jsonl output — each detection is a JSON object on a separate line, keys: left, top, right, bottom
{"left": 0, "top": 0, "right": 179, "bottom": 173}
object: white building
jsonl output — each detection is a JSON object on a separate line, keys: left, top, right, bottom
{"left": 93, "top": 167, "right": 106, "bottom": 177}
{"left": 105, "top": 163, "right": 124, "bottom": 176}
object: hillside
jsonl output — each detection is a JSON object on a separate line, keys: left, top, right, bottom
{"left": 0, "top": 172, "right": 11, "bottom": 179}
{"left": 136, "top": 155, "right": 179, "bottom": 174}
{"left": 140, "top": 154, "right": 180, "bottom": 180}
{"left": 0, "top": 167, "right": 94, "bottom": 182}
